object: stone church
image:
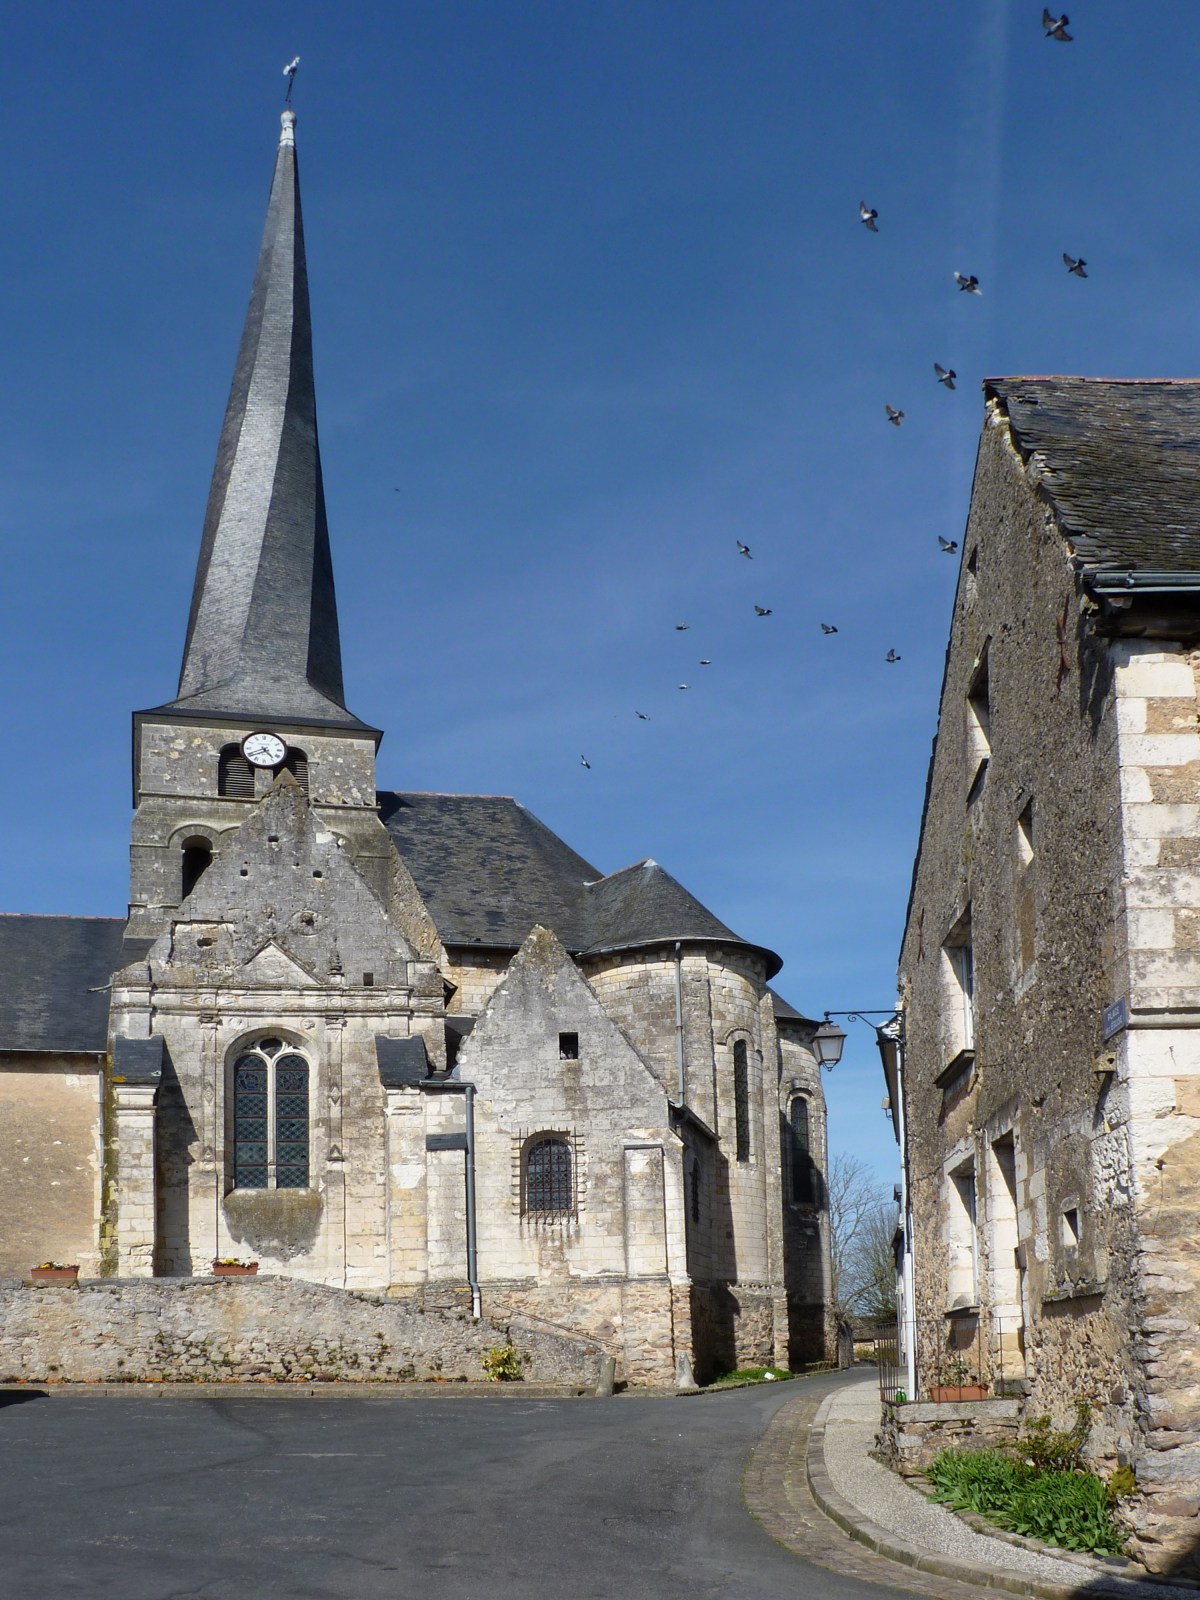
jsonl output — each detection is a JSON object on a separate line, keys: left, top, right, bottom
{"left": 0, "top": 111, "right": 831, "bottom": 1386}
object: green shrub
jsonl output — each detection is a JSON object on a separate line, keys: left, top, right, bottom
{"left": 928, "top": 1447, "right": 1126, "bottom": 1556}
{"left": 481, "top": 1343, "right": 522, "bottom": 1382}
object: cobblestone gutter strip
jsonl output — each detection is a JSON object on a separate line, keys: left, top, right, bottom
{"left": 1, "top": 1381, "right": 589, "bottom": 1400}
{"left": 804, "top": 1391, "right": 1189, "bottom": 1600}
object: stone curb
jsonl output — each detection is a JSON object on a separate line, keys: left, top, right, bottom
{"left": 1, "top": 1381, "right": 591, "bottom": 1401}
{"left": 804, "top": 1390, "right": 1158, "bottom": 1600}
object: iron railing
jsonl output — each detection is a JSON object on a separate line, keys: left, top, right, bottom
{"left": 872, "top": 1312, "right": 1026, "bottom": 1403}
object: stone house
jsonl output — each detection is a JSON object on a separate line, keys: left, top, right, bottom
{"left": 897, "top": 375, "right": 1200, "bottom": 1572}
{"left": 0, "top": 110, "right": 833, "bottom": 1387}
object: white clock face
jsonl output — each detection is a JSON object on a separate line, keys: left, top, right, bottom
{"left": 242, "top": 731, "right": 287, "bottom": 769}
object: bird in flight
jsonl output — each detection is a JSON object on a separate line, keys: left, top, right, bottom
{"left": 754, "top": 605, "right": 773, "bottom": 617}
{"left": 737, "top": 540, "right": 752, "bottom": 559}
{"left": 955, "top": 272, "right": 981, "bottom": 294}
{"left": 698, "top": 659, "right": 711, "bottom": 666}
{"left": 1063, "top": 253, "right": 1087, "bottom": 278}
{"left": 580, "top": 755, "right": 591, "bottom": 769}
{"left": 636, "top": 711, "right": 650, "bottom": 721}
{"left": 1042, "top": 10, "right": 1072, "bottom": 42}
{"left": 939, "top": 537, "right": 958, "bottom": 554}
{"left": 821, "top": 623, "right": 838, "bottom": 634}
{"left": 859, "top": 201, "right": 879, "bottom": 232}
{"left": 886, "top": 405, "right": 905, "bottom": 426}
{"left": 678, "top": 683, "right": 690, "bottom": 691}
{"left": 675, "top": 622, "right": 689, "bottom": 631}
{"left": 934, "top": 364, "right": 957, "bottom": 390}
{"left": 283, "top": 56, "right": 301, "bottom": 102}
{"left": 886, "top": 649, "right": 901, "bottom": 663}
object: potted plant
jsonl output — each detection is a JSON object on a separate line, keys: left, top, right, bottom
{"left": 212, "top": 1257, "right": 258, "bottom": 1277}
{"left": 30, "top": 1262, "right": 80, "bottom": 1284}
{"left": 931, "top": 1354, "right": 988, "bottom": 1402}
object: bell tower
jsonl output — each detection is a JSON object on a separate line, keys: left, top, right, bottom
{"left": 128, "top": 111, "right": 392, "bottom": 939}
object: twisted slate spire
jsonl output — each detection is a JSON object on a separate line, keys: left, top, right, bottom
{"left": 162, "top": 110, "right": 366, "bottom": 730}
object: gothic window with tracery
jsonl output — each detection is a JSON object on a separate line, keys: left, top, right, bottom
{"left": 232, "top": 1036, "right": 310, "bottom": 1190}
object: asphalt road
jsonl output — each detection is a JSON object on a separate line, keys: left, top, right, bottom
{"left": 0, "top": 1378, "right": 917, "bottom": 1600}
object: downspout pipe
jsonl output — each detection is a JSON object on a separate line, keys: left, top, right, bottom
{"left": 673, "top": 941, "right": 686, "bottom": 1107}
{"left": 464, "top": 1081, "right": 481, "bottom": 1320}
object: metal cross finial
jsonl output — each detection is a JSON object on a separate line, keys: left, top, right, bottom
{"left": 283, "top": 56, "right": 300, "bottom": 104}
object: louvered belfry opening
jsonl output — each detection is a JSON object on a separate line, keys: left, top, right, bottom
{"left": 282, "top": 748, "right": 309, "bottom": 794}
{"left": 181, "top": 838, "right": 213, "bottom": 898}
{"left": 218, "top": 745, "right": 255, "bottom": 798}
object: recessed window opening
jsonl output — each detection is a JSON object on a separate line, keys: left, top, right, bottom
{"left": 733, "top": 1039, "right": 751, "bottom": 1163}
{"left": 558, "top": 1031, "right": 579, "bottom": 1061}
{"left": 218, "top": 745, "right": 255, "bottom": 798}
{"left": 181, "top": 838, "right": 213, "bottom": 899}
{"left": 966, "top": 647, "right": 991, "bottom": 791}
{"left": 362, "top": 972, "right": 374, "bottom": 987}
{"left": 943, "top": 907, "right": 975, "bottom": 1055}
{"left": 1061, "top": 1206, "right": 1080, "bottom": 1254}
{"left": 789, "top": 1095, "right": 816, "bottom": 1204}
{"left": 690, "top": 1159, "right": 701, "bottom": 1224}
{"left": 1016, "top": 801, "right": 1034, "bottom": 868}
{"left": 232, "top": 1036, "right": 310, "bottom": 1191}
{"left": 946, "top": 1159, "right": 979, "bottom": 1309}
{"left": 524, "top": 1135, "right": 573, "bottom": 1216}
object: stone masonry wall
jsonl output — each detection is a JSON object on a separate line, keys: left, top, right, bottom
{"left": 0, "top": 1057, "right": 104, "bottom": 1278}
{"left": 0, "top": 1276, "right": 604, "bottom": 1387}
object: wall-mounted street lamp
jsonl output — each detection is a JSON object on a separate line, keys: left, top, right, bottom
{"left": 815, "top": 1009, "right": 900, "bottom": 1071}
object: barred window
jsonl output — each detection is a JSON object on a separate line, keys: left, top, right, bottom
{"left": 232, "top": 1036, "right": 310, "bottom": 1190}
{"left": 524, "top": 1136, "right": 572, "bottom": 1216}
{"left": 733, "top": 1039, "right": 750, "bottom": 1163}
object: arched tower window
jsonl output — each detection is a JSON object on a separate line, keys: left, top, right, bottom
{"left": 231, "top": 1036, "right": 310, "bottom": 1190}
{"left": 732, "top": 1039, "right": 751, "bottom": 1163}
{"left": 282, "top": 747, "right": 309, "bottom": 794}
{"left": 180, "top": 837, "right": 213, "bottom": 899}
{"left": 218, "top": 745, "right": 255, "bottom": 798}
{"left": 789, "top": 1096, "right": 816, "bottom": 1205}
{"left": 523, "top": 1135, "right": 573, "bottom": 1216}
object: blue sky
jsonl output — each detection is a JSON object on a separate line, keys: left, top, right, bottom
{"left": 2, "top": 2, "right": 1196, "bottom": 1188}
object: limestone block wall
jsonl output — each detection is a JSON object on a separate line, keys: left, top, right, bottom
{"left": 0, "top": 1057, "right": 104, "bottom": 1278}
{"left": 0, "top": 1277, "right": 604, "bottom": 1387}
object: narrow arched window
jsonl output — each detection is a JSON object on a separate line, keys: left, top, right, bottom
{"left": 218, "top": 745, "right": 255, "bottom": 798}
{"left": 733, "top": 1039, "right": 750, "bottom": 1163}
{"left": 690, "top": 1159, "right": 701, "bottom": 1224}
{"left": 283, "top": 748, "right": 309, "bottom": 794}
{"left": 524, "top": 1136, "right": 572, "bottom": 1216}
{"left": 790, "top": 1096, "right": 815, "bottom": 1204}
{"left": 181, "top": 837, "right": 213, "bottom": 899}
{"left": 232, "top": 1036, "right": 310, "bottom": 1190}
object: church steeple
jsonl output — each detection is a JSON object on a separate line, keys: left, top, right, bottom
{"left": 159, "top": 110, "right": 366, "bottom": 731}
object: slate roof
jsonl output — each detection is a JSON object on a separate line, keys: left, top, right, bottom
{"left": 768, "top": 987, "right": 818, "bottom": 1027}
{"left": 987, "top": 378, "right": 1200, "bottom": 590}
{"left": 0, "top": 915, "right": 127, "bottom": 1053}
{"left": 379, "top": 791, "right": 782, "bottom": 976}
{"left": 154, "top": 111, "right": 368, "bottom": 733}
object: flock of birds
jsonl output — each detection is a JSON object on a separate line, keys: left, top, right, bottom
{"left": 581, "top": 14, "right": 1079, "bottom": 770}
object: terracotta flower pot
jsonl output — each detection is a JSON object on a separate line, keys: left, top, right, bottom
{"left": 931, "top": 1382, "right": 988, "bottom": 1402}
{"left": 30, "top": 1266, "right": 79, "bottom": 1284}
{"left": 212, "top": 1261, "right": 258, "bottom": 1277}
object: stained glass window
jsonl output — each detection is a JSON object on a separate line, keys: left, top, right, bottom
{"left": 525, "top": 1137, "right": 572, "bottom": 1215}
{"left": 231, "top": 1038, "right": 310, "bottom": 1191}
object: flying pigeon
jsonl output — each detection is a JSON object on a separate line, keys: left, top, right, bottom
{"left": 754, "top": 605, "right": 773, "bottom": 617}
{"left": 934, "top": 363, "right": 957, "bottom": 389}
{"left": 580, "top": 755, "right": 591, "bottom": 769}
{"left": 283, "top": 56, "right": 301, "bottom": 102}
{"left": 636, "top": 711, "right": 650, "bottom": 720}
{"left": 821, "top": 623, "right": 838, "bottom": 634}
{"left": 938, "top": 537, "right": 959, "bottom": 554}
{"left": 859, "top": 201, "right": 879, "bottom": 232}
{"left": 1042, "top": 10, "right": 1072, "bottom": 41}
{"left": 1063, "top": 253, "right": 1087, "bottom": 278}
{"left": 886, "top": 405, "right": 905, "bottom": 426}
{"left": 698, "top": 658, "right": 712, "bottom": 666}
{"left": 678, "top": 683, "right": 690, "bottom": 690}
{"left": 675, "top": 622, "right": 689, "bottom": 631}
{"left": 955, "top": 273, "right": 981, "bottom": 294}
{"left": 737, "top": 540, "right": 752, "bottom": 558}
{"left": 886, "top": 649, "right": 901, "bottom": 663}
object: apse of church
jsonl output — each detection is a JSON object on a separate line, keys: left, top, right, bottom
{"left": 0, "top": 110, "right": 832, "bottom": 1385}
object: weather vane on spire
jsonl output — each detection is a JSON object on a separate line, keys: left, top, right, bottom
{"left": 283, "top": 56, "right": 300, "bottom": 105}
